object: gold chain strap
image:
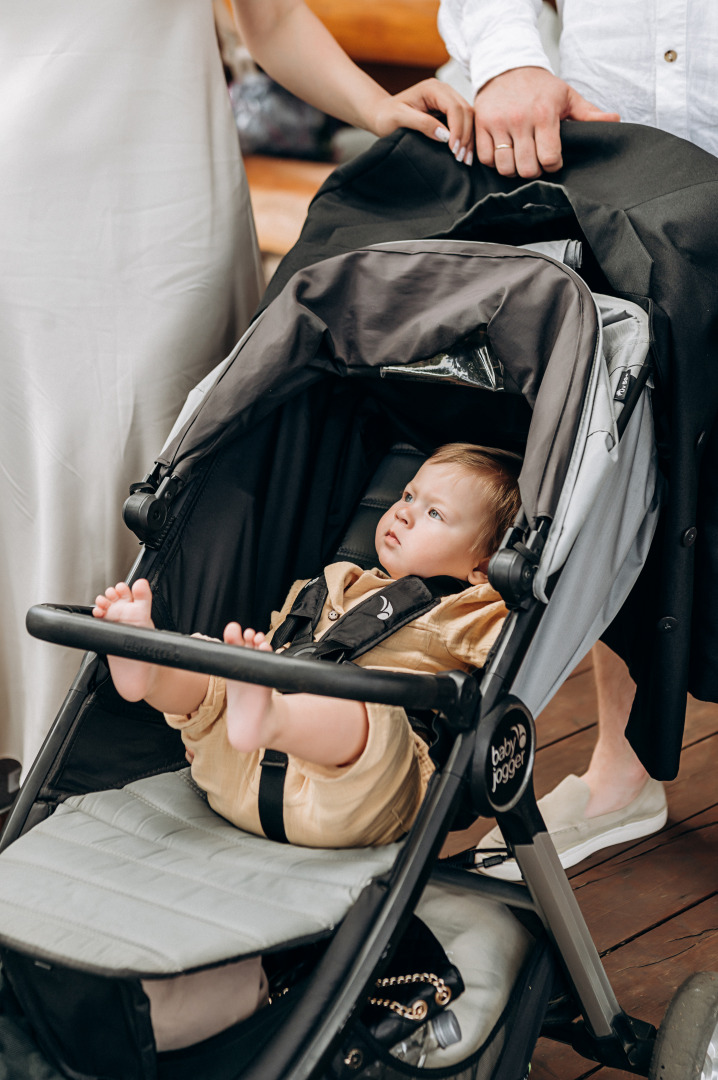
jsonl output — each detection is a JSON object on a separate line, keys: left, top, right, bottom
{"left": 368, "top": 972, "right": 452, "bottom": 1021}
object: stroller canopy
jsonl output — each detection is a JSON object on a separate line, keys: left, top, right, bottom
{"left": 146, "top": 238, "right": 655, "bottom": 738}
{"left": 160, "top": 240, "right": 599, "bottom": 525}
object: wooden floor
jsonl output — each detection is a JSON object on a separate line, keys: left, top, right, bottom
{"left": 480, "top": 657, "right": 718, "bottom": 1079}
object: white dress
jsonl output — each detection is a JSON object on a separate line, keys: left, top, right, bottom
{"left": 0, "top": 0, "right": 264, "bottom": 770}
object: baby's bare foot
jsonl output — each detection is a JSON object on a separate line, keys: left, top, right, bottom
{"left": 93, "top": 579, "right": 154, "bottom": 629}
{"left": 223, "top": 623, "right": 276, "bottom": 753}
{"left": 92, "top": 579, "right": 156, "bottom": 701}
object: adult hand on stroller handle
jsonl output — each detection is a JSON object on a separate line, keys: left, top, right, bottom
{"left": 26, "top": 604, "right": 471, "bottom": 715}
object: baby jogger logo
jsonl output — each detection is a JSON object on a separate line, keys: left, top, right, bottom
{"left": 376, "top": 595, "right": 394, "bottom": 621}
{"left": 492, "top": 723, "right": 528, "bottom": 793}
{"left": 471, "top": 697, "right": 535, "bottom": 816}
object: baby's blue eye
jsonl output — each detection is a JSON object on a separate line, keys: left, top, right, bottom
{"left": 403, "top": 491, "right": 413, "bottom": 503}
{"left": 429, "top": 508, "right": 441, "bottom": 520}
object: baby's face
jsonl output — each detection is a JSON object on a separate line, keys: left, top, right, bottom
{"left": 375, "top": 461, "right": 490, "bottom": 583}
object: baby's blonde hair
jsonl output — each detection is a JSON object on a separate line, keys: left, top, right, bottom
{"left": 427, "top": 443, "right": 522, "bottom": 557}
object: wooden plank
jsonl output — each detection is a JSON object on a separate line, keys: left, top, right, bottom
{"left": 601, "top": 897, "right": 718, "bottom": 1043}
{"left": 681, "top": 694, "right": 718, "bottom": 746}
{"left": 536, "top": 672, "right": 716, "bottom": 751}
{"left": 571, "top": 808, "right": 718, "bottom": 951}
{"left": 306, "top": 0, "right": 449, "bottom": 69}
{"left": 535, "top": 668, "right": 598, "bottom": 748}
{"left": 527, "top": 865, "right": 718, "bottom": 1079}
{"left": 529, "top": 1040, "right": 598, "bottom": 1080}
{"left": 244, "top": 155, "right": 335, "bottom": 255}
{"left": 494, "top": 730, "right": 718, "bottom": 1078}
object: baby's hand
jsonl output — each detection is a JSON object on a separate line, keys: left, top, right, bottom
{"left": 93, "top": 579, "right": 155, "bottom": 631}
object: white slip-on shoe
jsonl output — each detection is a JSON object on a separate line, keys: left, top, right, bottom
{"left": 473, "top": 774, "right": 668, "bottom": 881}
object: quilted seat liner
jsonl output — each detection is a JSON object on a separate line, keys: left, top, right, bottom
{"left": 0, "top": 770, "right": 401, "bottom": 978}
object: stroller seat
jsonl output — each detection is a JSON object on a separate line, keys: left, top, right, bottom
{"left": 0, "top": 767, "right": 534, "bottom": 1060}
{"left": 0, "top": 446, "right": 432, "bottom": 976}
{"left": 0, "top": 768, "right": 404, "bottom": 977}
{"left": 0, "top": 442, "right": 538, "bottom": 1077}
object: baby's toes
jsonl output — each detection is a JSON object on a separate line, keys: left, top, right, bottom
{"left": 223, "top": 622, "right": 243, "bottom": 646}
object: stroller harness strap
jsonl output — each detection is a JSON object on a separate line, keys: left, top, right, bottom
{"left": 258, "top": 570, "right": 467, "bottom": 844}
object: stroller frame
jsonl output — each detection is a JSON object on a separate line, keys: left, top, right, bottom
{"left": 17, "top": 478, "right": 653, "bottom": 1077}
{"left": 17, "top": 540, "right": 655, "bottom": 1077}
{"left": 3, "top": 238, "right": 661, "bottom": 1078}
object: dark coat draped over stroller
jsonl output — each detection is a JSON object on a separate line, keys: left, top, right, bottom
{"left": 262, "top": 120, "right": 718, "bottom": 779}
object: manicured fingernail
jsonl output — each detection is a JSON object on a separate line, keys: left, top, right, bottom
{"left": 452, "top": 139, "right": 461, "bottom": 155}
{"left": 465, "top": 150, "right": 473, "bottom": 166}
{"left": 456, "top": 146, "right": 466, "bottom": 163}
{"left": 434, "top": 126, "right": 450, "bottom": 142}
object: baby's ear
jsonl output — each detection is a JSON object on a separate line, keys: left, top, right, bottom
{"left": 468, "top": 556, "right": 490, "bottom": 585}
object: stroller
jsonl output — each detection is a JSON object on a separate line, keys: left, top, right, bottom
{"left": 1, "top": 132, "right": 717, "bottom": 1079}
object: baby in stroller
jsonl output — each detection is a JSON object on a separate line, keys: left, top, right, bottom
{"left": 93, "top": 443, "right": 521, "bottom": 849}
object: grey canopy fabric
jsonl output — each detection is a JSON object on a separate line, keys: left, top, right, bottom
{"left": 159, "top": 240, "right": 599, "bottom": 529}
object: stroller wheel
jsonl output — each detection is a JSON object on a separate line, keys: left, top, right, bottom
{"left": 650, "top": 972, "right": 718, "bottom": 1080}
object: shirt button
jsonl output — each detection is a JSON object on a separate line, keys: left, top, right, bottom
{"left": 664, "top": 49, "right": 677, "bottom": 62}
{"left": 328, "top": 610, "right": 340, "bottom": 621}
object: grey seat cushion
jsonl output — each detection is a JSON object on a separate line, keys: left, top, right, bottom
{"left": 0, "top": 769, "right": 535, "bottom": 1063}
{"left": 0, "top": 770, "right": 401, "bottom": 977}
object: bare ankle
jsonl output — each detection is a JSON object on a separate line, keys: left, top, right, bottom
{"left": 225, "top": 680, "right": 278, "bottom": 754}
{"left": 581, "top": 763, "right": 649, "bottom": 817}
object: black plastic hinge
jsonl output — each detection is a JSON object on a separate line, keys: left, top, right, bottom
{"left": 123, "top": 473, "right": 184, "bottom": 546}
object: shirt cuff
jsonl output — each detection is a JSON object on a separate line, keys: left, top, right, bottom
{"left": 440, "top": 0, "right": 551, "bottom": 97}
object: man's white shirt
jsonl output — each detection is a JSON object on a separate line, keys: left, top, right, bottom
{"left": 438, "top": 0, "right": 718, "bottom": 156}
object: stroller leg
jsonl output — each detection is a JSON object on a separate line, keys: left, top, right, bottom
{"left": 515, "top": 832, "right": 620, "bottom": 1035}
{"left": 510, "top": 818, "right": 656, "bottom": 1074}
{"left": 471, "top": 686, "right": 656, "bottom": 1074}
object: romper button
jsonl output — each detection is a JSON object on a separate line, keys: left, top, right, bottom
{"left": 664, "top": 49, "right": 677, "bottom": 62}
{"left": 681, "top": 527, "right": 697, "bottom": 547}
{"left": 328, "top": 610, "right": 340, "bottom": 621}
{"left": 657, "top": 616, "right": 677, "bottom": 633}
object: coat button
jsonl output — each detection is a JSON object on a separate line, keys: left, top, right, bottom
{"left": 664, "top": 49, "right": 677, "bottom": 62}
{"left": 657, "top": 616, "right": 678, "bottom": 632}
{"left": 681, "top": 527, "right": 697, "bottom": 547}
{"left": 328, "top": 610, "right": 340, "bottom": 621}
